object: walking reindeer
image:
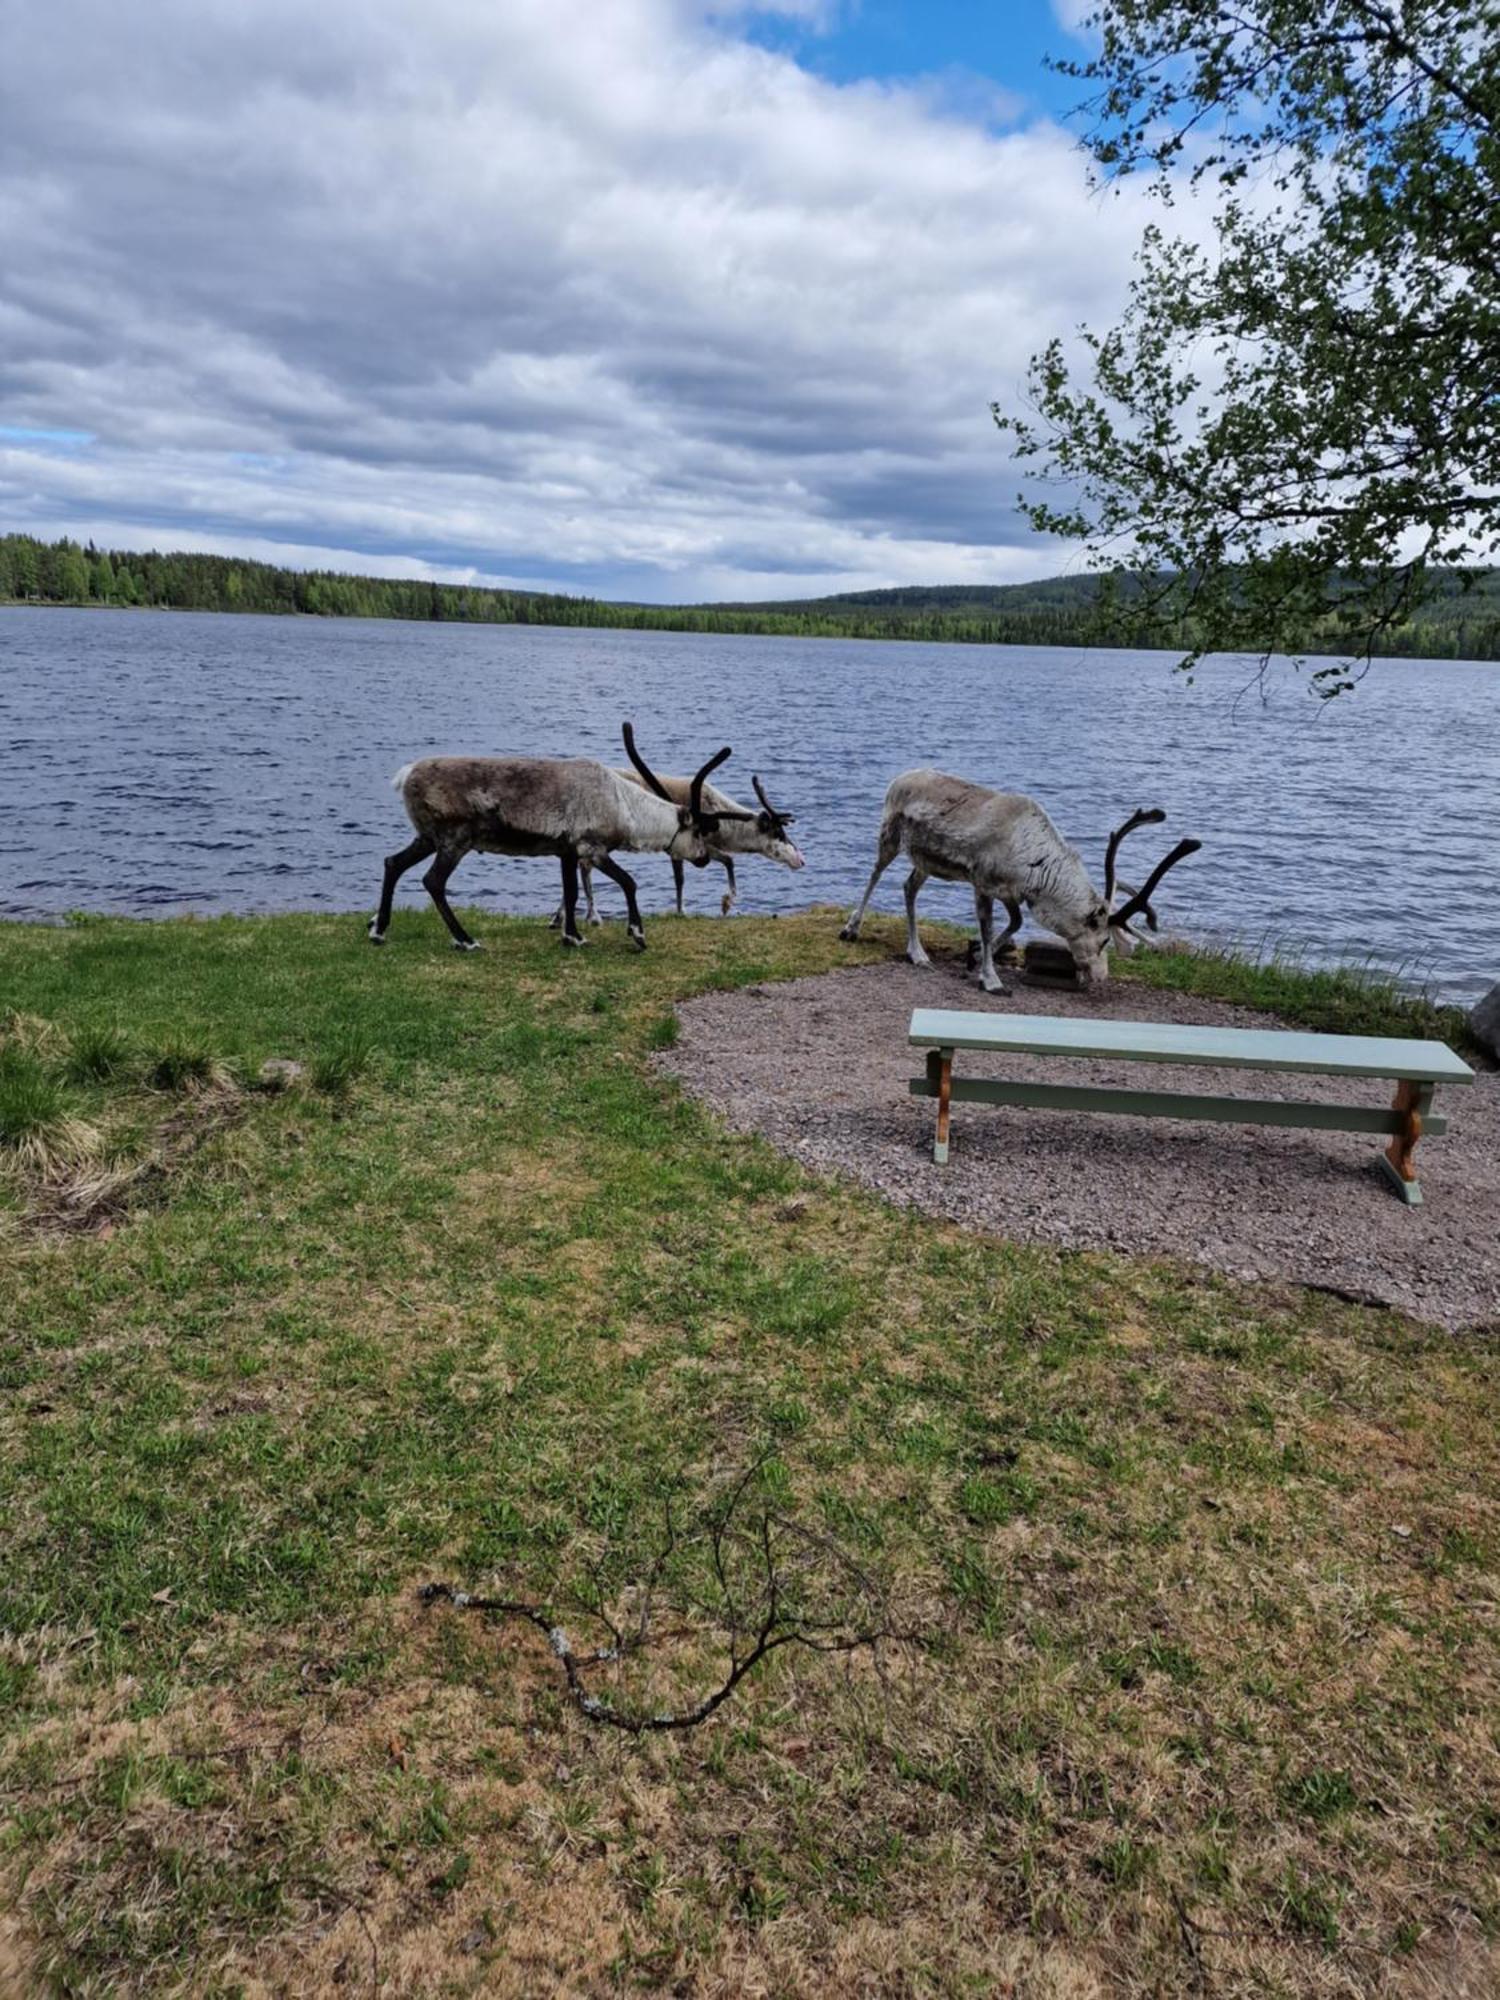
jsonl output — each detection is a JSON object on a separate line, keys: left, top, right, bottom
{"left": 839, "top": 768, "right": 1200, "bottom": 992}
{"left": 369, "top": 725, "right": 752, "bottom": 952}
{"left": 565, "top": 769, "right": 804, "bottom": 925}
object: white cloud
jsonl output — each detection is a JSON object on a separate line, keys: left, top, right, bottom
{"left": 1049, "top": 0, "right": 1097, "bottom": 34}
{"left": 0, "top": 0, "right": 1175, "bottom": 598}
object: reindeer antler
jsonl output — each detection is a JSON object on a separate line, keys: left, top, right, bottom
{"left": 689, "top": 745, "right": 735, "bottom": 822}
{"left": 622, "top": 722, "right": 673, "bottom": 802}
{"left": 1109, "top": 838, "right": 1202, "bottom": 930}
{"left": 751, "top": 775, "right": 795, "bottom": 826}
{"left": 1103, "top": 807, "right": 1166, "bottom": 909}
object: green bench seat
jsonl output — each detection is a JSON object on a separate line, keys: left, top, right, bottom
{"left": 908, "top": 1007, "right": 1475, "bottom": 1204}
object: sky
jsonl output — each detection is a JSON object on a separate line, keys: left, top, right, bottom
{"left": 0, "top": 0, "right": 1173, "bottom": 603}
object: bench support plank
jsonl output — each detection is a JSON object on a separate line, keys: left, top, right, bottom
{"left": 908, "top": 1073, "right": 1448, "bottom": 1138}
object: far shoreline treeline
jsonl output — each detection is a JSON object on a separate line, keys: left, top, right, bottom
{"left": 4, "top": 530, "right": 1499, "bottom": 661}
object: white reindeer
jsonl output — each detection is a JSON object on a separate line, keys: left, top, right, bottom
{"left": 839, "top": 768, "right": 1200, "bottom": 991}
{"left": 369, "top": 725, "right": 751, "bottom": 952}
{"left": 569, "top": 770, "right": 804, "bottom": 925}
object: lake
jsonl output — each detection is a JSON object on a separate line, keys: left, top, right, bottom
{"left": 2, "top": 607, "right": 1495, "bottom": 1001}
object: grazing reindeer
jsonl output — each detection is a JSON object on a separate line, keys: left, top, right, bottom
{"left": 839, "top": 769, "right": 1200, "bottom": 992}
{"left": 369, "top": 725, "right": 751, "bottom": 952}
{"left": 570, "top": 771, "right": 804, "bottom": 924}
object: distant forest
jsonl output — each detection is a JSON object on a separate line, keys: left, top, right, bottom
{"left": 4, "top": 530, "right": 1500, "bottom": 660}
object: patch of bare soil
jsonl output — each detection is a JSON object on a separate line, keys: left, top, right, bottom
{"left": 661, "top": 958, "right": 1500, "bottom": 1331}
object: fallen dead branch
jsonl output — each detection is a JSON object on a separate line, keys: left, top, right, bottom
{"left": 421, "top": 1479, "right": 905, "bottom": 1732}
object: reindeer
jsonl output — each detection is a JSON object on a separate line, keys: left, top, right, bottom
{"left": 567, "top": 771, "right": 804, "bottom": 926}
{"left": 369, "top": 724, "right": 752, "bottom": 952}
{"left": 838, "top": 769, "right": 1200, "bottom": 992}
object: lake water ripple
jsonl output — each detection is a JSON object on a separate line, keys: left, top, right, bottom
{"left": 2, "top": 607, "right": 1494, "bottom": 1001}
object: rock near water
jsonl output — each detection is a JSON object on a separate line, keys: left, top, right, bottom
{"left": 1470, "top": 982, "right": 1500, "bottom": 1059}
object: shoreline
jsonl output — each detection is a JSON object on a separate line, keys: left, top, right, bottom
{"left": 6, "top": 593, "right": 1500, "bottom": 665}
{"left": 2, "top": 906, "right": 1485, "bottom": 1055}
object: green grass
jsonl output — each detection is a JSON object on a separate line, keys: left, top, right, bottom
{"left": 1125, "top": 939, "right": 1481, "bottom": 1053}
{"left": 0, "top": 1044, "right": 70, "bottom": 1147}
{"left": 308, "top": 1026, "right": 371, "bottom": 1096}
{"left": 61, "top": 1021, "right": 135, "bottom": 1084}
{"left": 144, "top": 1035, "right": 231, "bottom": 1092}
{"left": 0, "top": 906, "right": 1495, "bottom": 1997}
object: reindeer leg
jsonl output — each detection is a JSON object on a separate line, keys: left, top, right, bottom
{"left": 998, "top": 897, "right": 1024, "bottom": 965}
{"left": 672, "top": 856, "right": 686, "bottom": 915}
{"left": 559, "top": 853, "right": 586, "bottom": 947}
{"left": 719, "top": 857, "right": 737, "bottom": 916}
{"left": 903, "top": 869, "right": 932, "bottom": 968}
{"left": 370, "top": 834, "right": 436, "bottom": 942}
{"left": 422, "top": 848, "right": 480, "bottom": 950}
{"left": 581, "top": 864, "right": 603, "bottom": 926}
{"left": 840, "top": 826, "right": 900, "bottom": 942}
{"left": 972, "top": 891, "right": 1009, "bottom": 995}
{"left": 593, "top": 853, "right": 647, "bottom": 950}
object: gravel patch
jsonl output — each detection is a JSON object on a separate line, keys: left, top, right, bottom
{"left": 660, "top": 956, "right": 1500, "bottom": 1332}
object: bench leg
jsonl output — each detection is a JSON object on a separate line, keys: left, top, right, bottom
{"left": 929, "top": 1046, "right": 954, "bottom": 1163}
{"left": 1379, "top": 1080, "right": 1433, "bottom": 1205}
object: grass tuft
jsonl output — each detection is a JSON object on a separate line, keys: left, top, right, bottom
{"left": 1281, "top": 1767, "right": 1358, "bottom": 1821}
{"left": 646, "top": 1009, "right": 680, "bottom": 1051}
{"left": 0, "top": 1009, "right": 65, "bottom": 1060}
{"left": 309, "top": 1029, "right": 371, "bottom": 1097}
{"left": 144, "top": 1038, "right": 234, "bottom": 1093}
{"left": 0, "top": 1047, "right": 101, "bottom": 1172}
{"left": 62, "top": 1022, "right": 135, "bottom": 1084}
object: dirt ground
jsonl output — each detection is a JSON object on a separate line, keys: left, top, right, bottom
{"left": 661, "top": 956, "right": 1500, "bottom": 1331}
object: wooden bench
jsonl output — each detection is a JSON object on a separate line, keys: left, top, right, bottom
{"left": 908, "top": 1007, "right": 1475, "bottom": 1204}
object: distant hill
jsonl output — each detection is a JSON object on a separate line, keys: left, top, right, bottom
{"left": 710, "top": 577, "right": 1106, "bottom": 615}
{"left": 4, "top": 531, "right": 1498, "bottom": 660}
{"left": 695, "top": 569, "right": 1500, "bottom": 659}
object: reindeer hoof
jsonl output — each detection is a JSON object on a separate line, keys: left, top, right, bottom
{"left": 979, "top": 976, "right": 1010, "bottom": 996}
{"left": 453, "top": 939, "right": 482, "bottom": 953}
{"left": 561, "top": 933, "right": 588, "bottom": 948}
{"left": 720, "top": 895, "right": 733, "bottom": 916}
{"left": 628, "top": 929, "right": 647, "bottom": 952}
{"left": 906, "top": 950, "right": 932, "bottom": 969}
{"left": 838, "top": 924, "right": 859, "bottom": 944}
{"left": 367, "top": 924, "right": 386, "bottom": 945}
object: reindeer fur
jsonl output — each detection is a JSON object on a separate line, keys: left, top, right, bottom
{"left": 839, "top": 769, "right": 1198, "bottom": 992}
{"left": 370, "top": 754, "right": 715, "bottom": 952}
{"left": 574, "top": 770, "right": 805, "bottom": 922}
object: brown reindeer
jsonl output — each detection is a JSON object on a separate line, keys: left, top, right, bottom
{"left": 370, "top": 724, "right": 752, "bottom": 952}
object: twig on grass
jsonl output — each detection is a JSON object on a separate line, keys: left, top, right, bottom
{"left": 420, "top": 1484, "right": 903, "bottom": 1733}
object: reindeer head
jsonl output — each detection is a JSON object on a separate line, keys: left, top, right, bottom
{"left": 748, "top": 775, "right": 805, "bottom": 871}
{"left": 1063, "top": 808, "right": 1201, "bottom": 986}
{"left": 621, "top": 722, "right": 754, "bottom": 862}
